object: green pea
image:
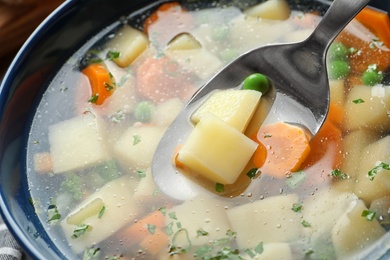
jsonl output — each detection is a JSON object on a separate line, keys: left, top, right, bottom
{"left": 328, "top": 42, "right": 349, "bottom": 61}
{"left": 134, "top": 101, "right": 155, "bottom": 123}
{"left": 243, "top": 73, "right": 270, "bottom": 94}
{"left": 328, "top": 60, "right": 350, "bottom": 80}
{"left": 362, "top": 69, "right": 383, "bottom": 86}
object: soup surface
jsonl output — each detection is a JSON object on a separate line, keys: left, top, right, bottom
{"left": 26, "top": 0, "right": 390, "bottom": 259}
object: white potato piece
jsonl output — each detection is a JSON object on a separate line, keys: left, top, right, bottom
{"left": 108, "top": 25, "right": 149, "bottom": 68}
{"left": 331, "top": 199, "right": 386, "bottom": 258}
{"left": 165, "top": 195, "right": 232, "bottom": 246}
{"left": 354, "top": 135, "right": 390, "bottom": 203}
{"left": 165, "top": 48, "right": 223, "bottom": 79}
{"left": 250, "top": 243, "right": 293, "bottom": 260}
{"left": 329, "top": 79, "right": 345, "bottom": 105}
{"left": 61, "top": 175, "right": 139, "bottom": 254}
{"left": 178, "top": 113, "right": 258, "bottom": 184}
{"left": 344, "top": 85, "right": 390, "bottom": 131}
{"left": 49, "top": 113, "right": 109, "bottom": 173}
{"left": 191, "top": 89, "right": 262, "bottom": 132}
{"left": 133, "top": 168, "right": 158, "bottom": 201}
{"left": 244, "top": 98, "right": 272, "bottom": 137}
{"left": 151, "top": 98, "right": 184, "bottom": 126}
{"left": 229, "top": 15, "right": 294, "bottom": 53}
{"left": 166, "top": 33, "right": 202, "bottom": 50}
{"left": 302, "top": 189, "right": 358, "bottom": 242}
{"left": 114, "top": 125, "right": 166, "bottom": 169}
{"left": 227, "top": 194, "right": 302, "bottom": 249}
{"left": 244, "top": 0, "right": 291, "bottom": 20}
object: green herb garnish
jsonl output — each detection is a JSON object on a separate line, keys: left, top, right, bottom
{"left": 330, "top": 169, "right": 349, "bottom": 180}
{"left": 82, "top": 247, "right": 101, "bottom": 260}
{"left": 362, "top": 210, "right": 376, "bottom": 221}
{"left": 368, "top": 162, "right": 390, "bottom": 181}
{"left": 104, "top": 82, "right": 114, "bottom": 91}
{"left": 88, "top": 94, "right": 99, "bottom": 103}
{"left": 133, "top": 135, "right": 141, "bottom": 145}
{"left": 352, "top": 98, "right": 365, "bottom": 104}
{"left": 301, "top": 220, "right": 311, "bottom": 228}
{"left": 246, "top": 168, "right": 260, "bottom": 179}
{"left": 106, "top": 50, "right": 120, "bottom": 60}
{"left": 72, "top": 224, "right": 90, "bottom": 238}
{"left": 47, "top": 203, "right": 61, "bottom": 224}
{"left": 169, "top": 228, "right": 191, "bottom": 255}
{"left": 147, "top": 224, "right": 156, "bottom": 234}
{"left": 136, "top": 169, "right": 146, "bottom": 179}
{"left": 292, "top": 203, "right": 303, "bottom": 212}
{"left": 196, "top": 229, "right": 209, "bottom": 237}
{"left": 215, "top": 183, "right": 225, "bottom": 193}
{"left": 98, "top": 206, "right": 106, "bottom": 219}
{"left": 168, "top": 212, "right": 177, "bottom": 220}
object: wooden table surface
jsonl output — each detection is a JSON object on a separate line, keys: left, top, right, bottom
{"left": 0, "top": 0, "right": 64, "bottom": 78}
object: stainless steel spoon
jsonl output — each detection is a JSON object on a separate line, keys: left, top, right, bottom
{"left": 153, "top": 0, "right": 371, "bottom": 200}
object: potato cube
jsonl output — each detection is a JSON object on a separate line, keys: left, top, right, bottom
{"left": 114, "top": 125, "right": 166, "bottom": 169}
{"left": 244, "top": 0, "right": 291, "bottom": 20}
{"left": 166, "top": 33, "right": 201, "bottom": 50}
{"left": 108, "top": 25, "right": 149, "bottom": 67}
{"left": 49, "top": 113, "right": 109, "bottom": 173}
{"left": 331, "top": 200, "right": 386, "bottom": 258}
{"left": 344, "top": 85, "right": 390, "bottom": 130}
{"left": 227, "top": 194, "right": 302, "bottom": 249}
{"left": 61, "top": 176, "right": 139, "bottom": 253}
{"left": 178, "top": 114, "right": 258, "bottom": 184}
{"left": 191, "top": 89, "right": 262, "bottom": 132}
{"left": 354, "top": 136, "right": 390, "bottom": 203}
{"left": 329, "top": 79, "right": 345, "bottom": 105}
{"left": 165, "top": 195, "right": 232, "bottom": 246}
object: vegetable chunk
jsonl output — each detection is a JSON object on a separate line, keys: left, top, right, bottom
{"left": 191, "top": 89, "right": 262, "bottom": 132}
{"left": 49, "top": 113, "right": 109, "bottom": 173}
{"left": 177, "top": 113, "right": 258, "bottom": 185}
{"left": 244, "top": 0, "right": 291, "bottom": 20}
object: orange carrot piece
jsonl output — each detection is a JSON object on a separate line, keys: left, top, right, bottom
{"left": 301, "top": 119, "right": 343, "bottom": 169}
{"left": 139, "top": 228, "right": 169, "bottom": 256}
{"left": 81, "top": 64, "right": 115, "bottom": 105}
{"left": 252, "top": 141, "right": 267, "bottom": 168}
{"left": 328, "top": 102, "right": 344, "bottom": 126}
{"left": 254, "top": 122, "right": 311, "bottom": 178}
{"left": 33, "top": 152, "right": 53, "bottom": 173}
{"left": 143, "top": 2, "right": 184, "bottom": 34}
{"left": 356, "top": 7, "right": 390, "bottom": 49}
{"left": 346, "top": 75, "right": 363, "bottom": 89}
{"left": 118, "top": 211, "right": 166, "bottom": 244}
{"left": 137, "top": 57, "right": 196, "bottom": 102}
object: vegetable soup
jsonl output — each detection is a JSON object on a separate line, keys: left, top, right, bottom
{"left": 26, "top": 0, "right": 390, "bottom": 259}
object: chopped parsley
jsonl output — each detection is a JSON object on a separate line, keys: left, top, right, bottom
{"left": 47, "top": 202, "right": 61, "bottom": 224}
{"left": 104, "top": 82, "right": 114, "bottom": 91}
{"left": 362, "top": 210, "right": 376, "bottom": 221}
{"left": 169, "top": 228, "right": 191, "bottom": 255}
{"left": 106, "top": 50, "right": 120, "bottom": 60}
{"left": 330, "top": 169, "right": 349, "bottom": 180}
{"left": 132, "top": 135, "right": 141, "bottom": 145}
{"left": 147, "top": 224, "right": 156, "bottom": 234}
{"left": 215, "top": 183, "right": 225, "bottom": 193}
{"left": 165, "top": 222, "right": 174, "bottom": 236}
{"left": 292, "top": 203, "right": 303, "bottom": 213}
{"left": 352, "top": 98, "right": 364, "bottom": 104}
{"left": 158, "top": 206, "right": 167, "bottom": 216}
{"left": 168, "top": 212, "right": 177, "bottom": 220}
{"left": 82, "top": 247, "right": 101, "bottom": 260}
{"left": 368, "top": 162, "right": 390, "bottom": 181}
{"left": 98, "top": 206, "right": 106, "bottom": 219}
{"left": 72, "top": 224, "right": 90, "bottom": 238}
{"left": 88, "top": 94, "right": 99, "bottom": 103}
{"left": 246, "top": 168, "right": 260, "bottom": 179}
{"left": 196, "top": 228, "right": 209, "bottom": 237}
{"left": 301, "top": 220, "right": 311, "bottom": 228}
{"left": 136, "top": 169, "right": 146, "bottom": 179}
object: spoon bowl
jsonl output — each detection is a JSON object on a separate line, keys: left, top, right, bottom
{"left": 153, "top": 0, "right": 371, "bottom": 200}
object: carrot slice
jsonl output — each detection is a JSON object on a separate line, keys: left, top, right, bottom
{"left": 253, "top": 122, "right": 311, "bottom": 178}
{"left": 137, "top": 57, "right": 196, "bottom": 102}
{"left": 117, "top": 210, "right": 166, "bottom": 244}
{"left": 81, "top": 64, "right": 115, "bottom": 105}
{"left": 139, "top": 228, "right": 169, "bottom": 256}
{"left": 144, "top": 2, "right": 184, "bottom": 34}
{"left": 328, "top": 102, "right": 344, "bottom": 126}
{"left": 301, "top": 119, "right": 343, "bottom": 169}
{"left": 356, "top": 7, "right": 390, "bottom": 49}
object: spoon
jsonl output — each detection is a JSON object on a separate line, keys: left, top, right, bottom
{"left": 153, "top": 0, "right": 371, "bottom": 200}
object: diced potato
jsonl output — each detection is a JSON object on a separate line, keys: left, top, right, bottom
{"left": 191, "top": 89, "right": 262, "bottom": 132}
{"left": 302, "top": 189, "right": 358, "bottom": 242}
{"left": 341, "top": 129, "right": 378, "bottom": 178}
{"left": 165, "top": 195, "right": 232, "bottom": 246}
{"left": 354, "top": 136, "right": 390, "bottom": 203}
{"left": 177, "top": 114, "right": 258, "bottom": 184}
{"left": 166, "top": 33, "right": 202, "bottom": 50}
{"left": 49, "top": 113, "right": 109, "bottom": 173}
{"left": 165, "top": 48, "right": 223, "bottom": 79}
{"left": 229, "top": 15, "right": 294, "bottom": 53}
{"left": 331, "top": 200, "right": 386, "bottom": 258}
{"left": 113, "top": 125, "right": 166, "bottom": 169}
{"left": 244, "top": 0, "right": 291, "bottom": 20}
{"left": 151, "top": 98, "right": 184, "bottom": 126}
{"left": 250, "top": 243, "right": 293, "bottom": 260}
{"left": 344, "top": 85, "right": 390, "bottom": 131}
{"left": 329, "top": 79, "right": 345, "bottom": 105}
{"left": 133, "top": 168, "right": 158, "bottom": 201}
{"left": 244, "top": 98, "right": 272, "bottom": 137}
{"left": 227, "top": 194, "right": 302, "bottom": 249}
{"left": 370, "top": 196, "right": 390, "bottom": 226}
{"left": 61, "top": 176, "right": 139, "bottom": 254}
{"left": 108, "top": 25, "right": 149, "bottom": 67}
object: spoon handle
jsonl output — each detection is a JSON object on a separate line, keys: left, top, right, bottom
{"left": 311, "top": 0, "right": 372, "bottom": 48}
